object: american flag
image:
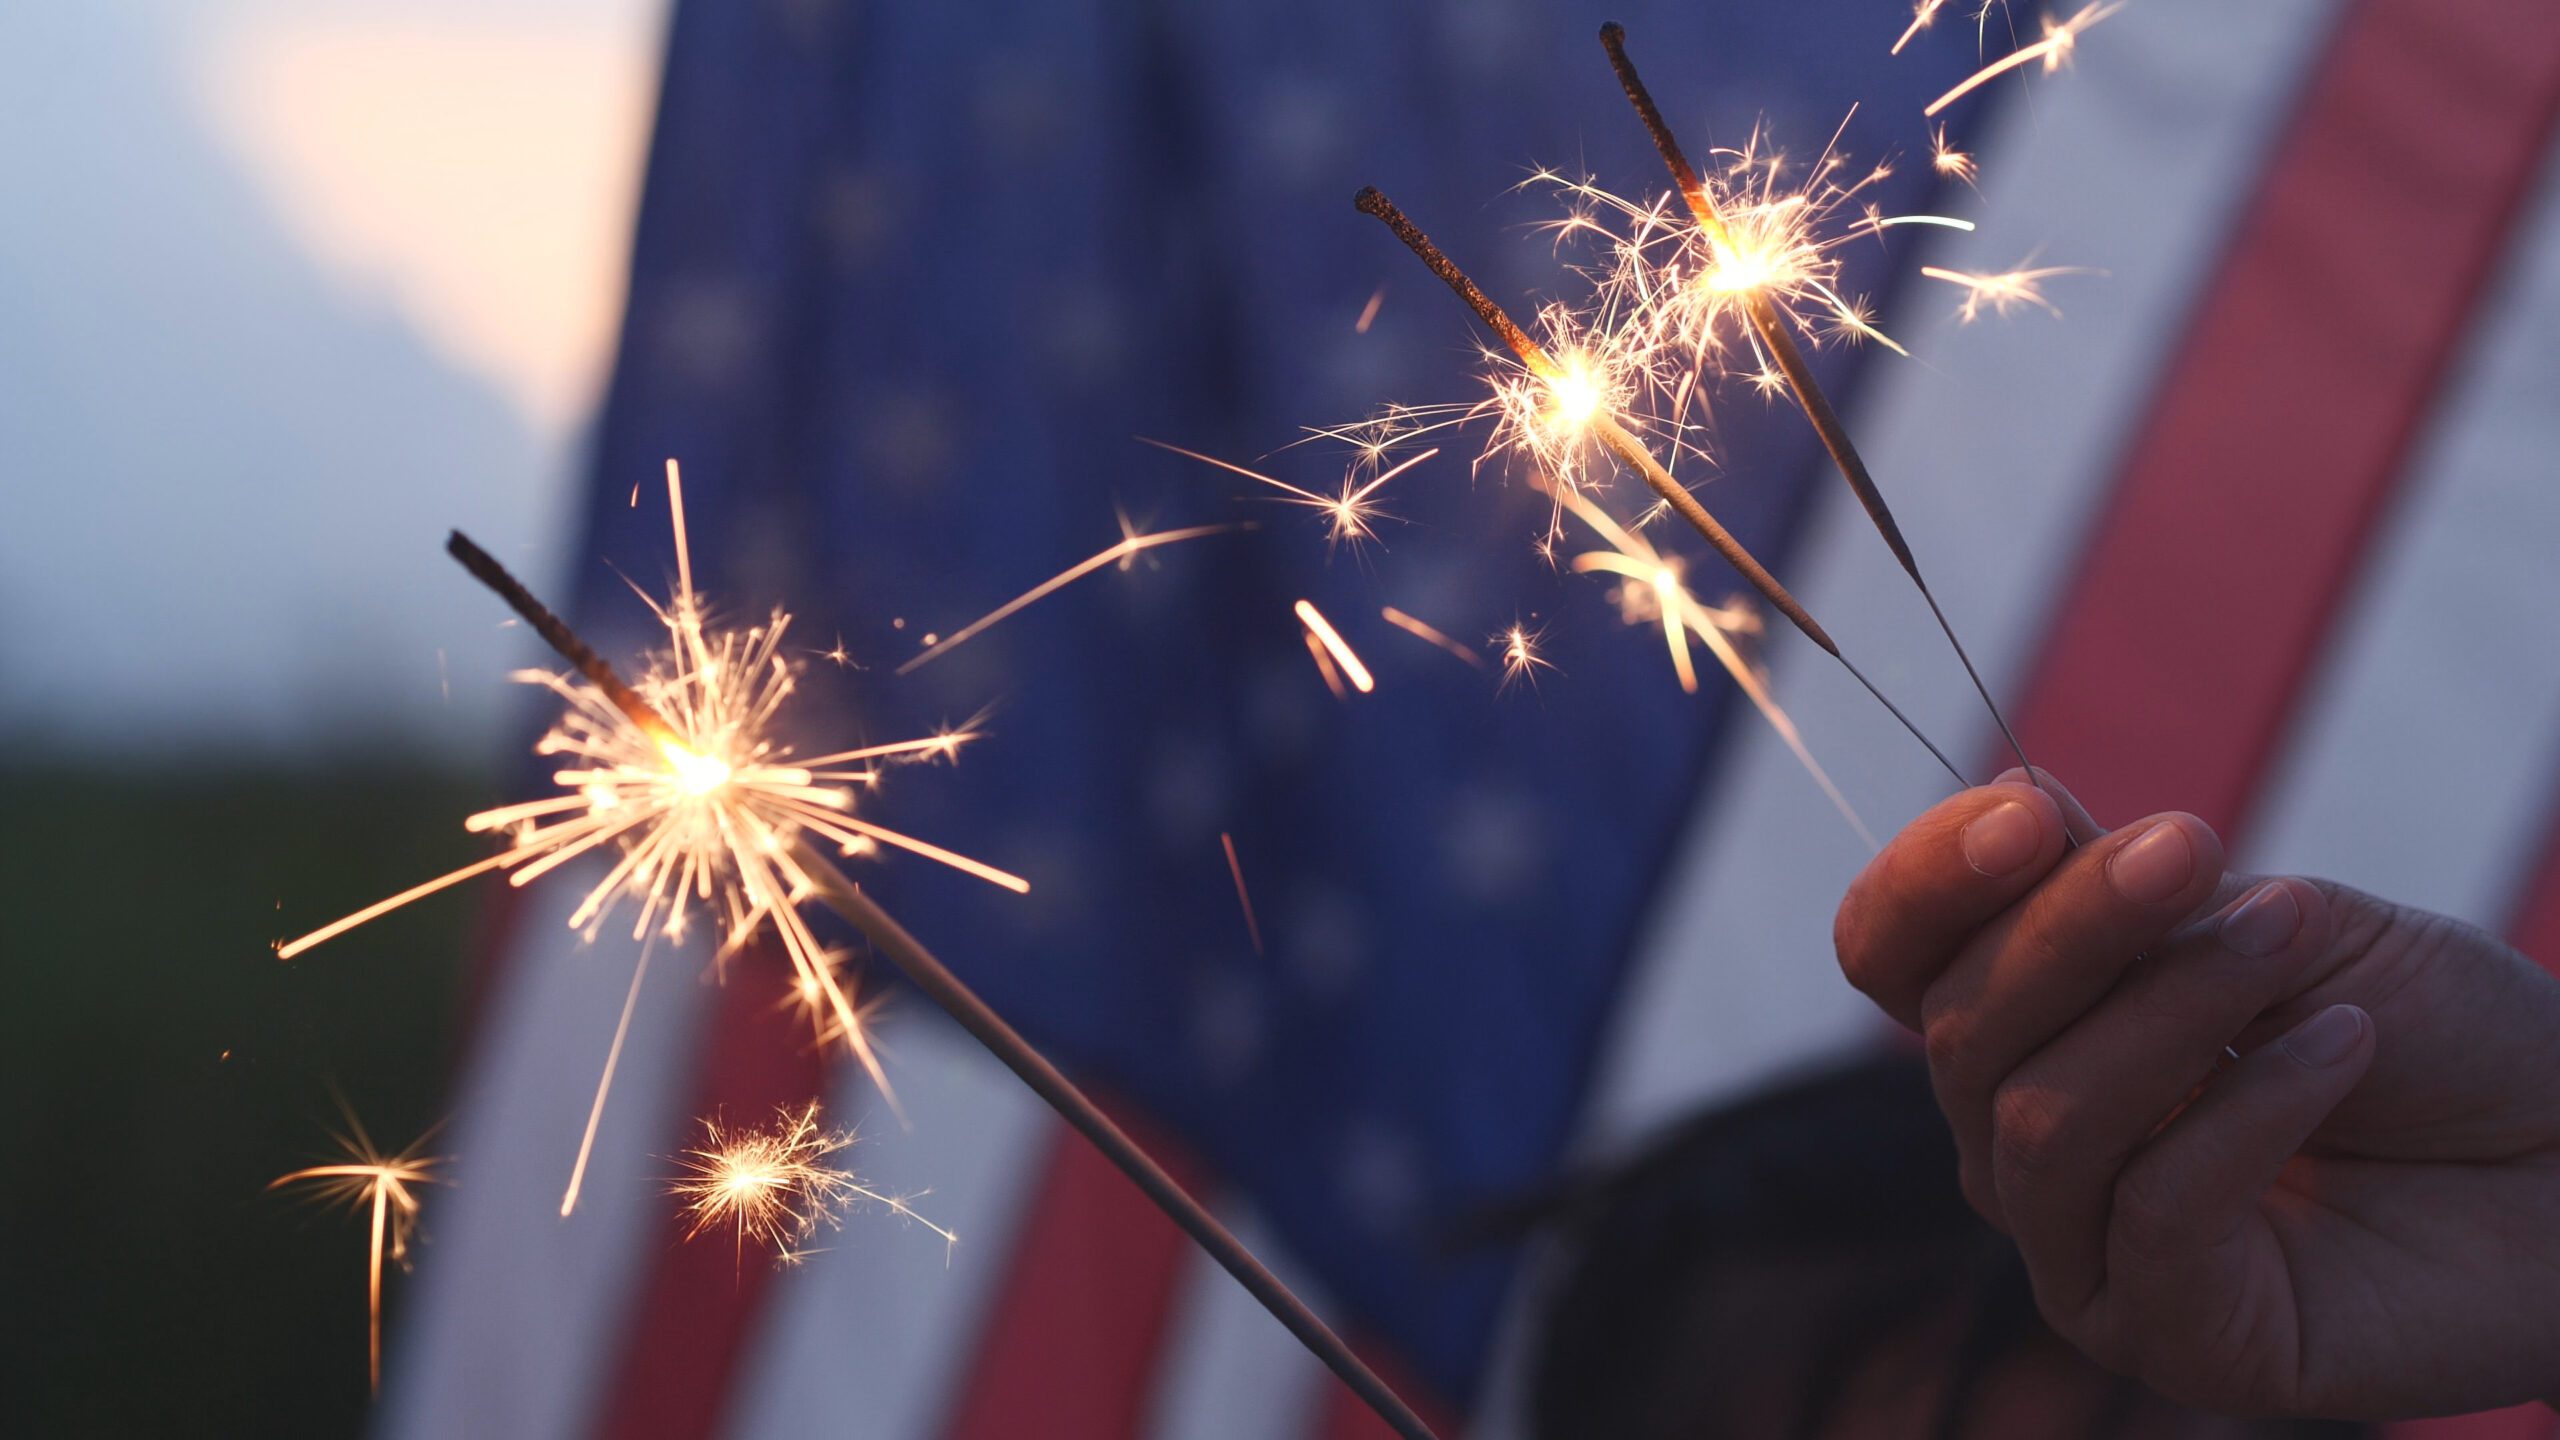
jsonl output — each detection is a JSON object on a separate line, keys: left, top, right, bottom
{"left": 384, "top": 1, "right": 2560, "bottom": 1436}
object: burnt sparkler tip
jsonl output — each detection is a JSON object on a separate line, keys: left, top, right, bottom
{"left": 1598, "top": 20, "right": 1625, "bottom": 47}
{"left": 1354, "top": 186, "right": 1389, "bottom": 217}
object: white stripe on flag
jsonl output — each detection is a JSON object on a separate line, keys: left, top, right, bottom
{"left": 2240, "top": 146, "right": 2560, "bottom": 925}
{"left": 385, "top": 868, "right": 715, "bottom": 1440}
{"left": 722, "top": 1011, "right": 1051, "bottom": 1440}
{"left": 1571, "top": 0, "right": 2344, "bottom": 1158}
{"left": 1138, "top": 1206, "right": 1329, "bottom": 1440}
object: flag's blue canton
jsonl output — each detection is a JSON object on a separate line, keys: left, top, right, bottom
{"left": 567, "top": 0, "right": 1983, "bottom": 1405}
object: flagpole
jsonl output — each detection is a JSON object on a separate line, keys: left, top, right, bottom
{"left": 791, "top": 842, "right": 1441, "bottom": 1440}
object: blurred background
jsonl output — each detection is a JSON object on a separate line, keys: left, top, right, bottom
{"left": 7, "top": 2, "right": 2559, "bottom": 1438}
{"left": 0, "top": 1, "right": 657, "bottom": 1431}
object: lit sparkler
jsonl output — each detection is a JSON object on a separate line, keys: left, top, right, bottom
{"left": 671, "top": 1100, "right": 952, "bottom": 1265}
{"left": 270, "top": 1115, "right": 442, "bottom": 1392}
{"left": 294, "top": 468, "right": 1439, "bottom": 1438}
{"left": 277, "top": 462, "right": 1027, "bottom": 1213}
{"left": 1353, "top": 184, "right": 1967, "bottom": 781}
{"left": 1925, "top": 1, "right": 2122, "bottom": 117}
{"left": 1596, "top": 22, "right": 2030, "bottom": 780}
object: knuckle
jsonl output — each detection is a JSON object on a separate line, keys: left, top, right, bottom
{"left": 1990, "top": 1079, "right": 2074, "bottom": 1187}
{"left": 1920, "top": 1012, "right": 1973, "bottom": 1084}
{"left": 2106, "top": 1168, "right": 2189, "bottom": 1278}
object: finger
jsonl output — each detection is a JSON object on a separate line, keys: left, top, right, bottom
{"left": 2099, "top": 1005, "right": 2374, "bottom": 1363}
{"left": 1921, "top": 811, "right": 2227, "bottom": 1222}
{"left": 1988, "top": 877, "right": 2331, "bottom": 1320}
{"left": 1993, "top": 766, "right": 2101, "bottom": 843}
{"left": 1835, "top": 781, "right": 2069, "bottom": 1029}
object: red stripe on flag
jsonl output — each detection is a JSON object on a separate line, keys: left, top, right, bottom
{"left": 592, "top": 941, "right": 828, "bottom": 1440}
{"left": 2006, "top": 0, "right": 2560, "bottom": 835}
{"left": 940, "top": 1111, "right": 1201, "bottom": 1440}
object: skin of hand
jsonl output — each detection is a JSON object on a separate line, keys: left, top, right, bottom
{"left": 1833, "top": 770, "right": 2560, "bottom": 1419}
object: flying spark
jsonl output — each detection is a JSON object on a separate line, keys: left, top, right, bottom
{"left": 1143, "top": 437, "right": 1433, "bottom": 554}
{"left": 1220, "top": 832, "right": 1264, "bottom": 957}
{"left": 1303, "top": 631, "right": 1351, "bottom": 700}
{"left": 671, "top": 1100, "right": 953, "bottom": 1265}
{"left": 1930, "top": 124, "right": 1979, "bottom": 187}
{"left": 1379, "top": 606, "right": 1486, "bottom": 669}
{"left": 1355, "top": 286, "right": 1387, "bottom": 333}
{"left": 270, "top": 1114, "right": 442, "bottom": 1392}
{"left": 1540, "top": 474, "right": 1874, "bottom": 847}
{"left": 1294, "top": 599, "right": 1375, "bottom": 694}
{"left": 1920, "top": 262, "right": 2093, "bottom": 321}
{"left": 896, "top": 515, "right": 1241, "bottom": 673}
{"left": 1891, "top": 0, "right": 1948, "bottom": 54}
{"left": 278, "top": 461, "right": 1026, "bottom": 1214}
{"left": 1926, "top": 2, "right": 2122, "bottom": 117}
{"left": 1497, "top": 623, "right": 1555, "bottom": 691}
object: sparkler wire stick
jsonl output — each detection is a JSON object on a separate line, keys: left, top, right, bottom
{"left": 447, "top": 532, "right": 677, "bottom": 748}
{"left": 1598, "top": 21, "right": 2033, "bottom": 783}
{"left": 1354, "top": 185, "right": 1965, "bottom": 784}
{"left": 442, "top": 537, "right": 1442, "bottom": 1440}
{"left": 792, "top": 844, "right": 1437, "bottom": 1440}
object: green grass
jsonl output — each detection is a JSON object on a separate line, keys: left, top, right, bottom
{"left": 0, "top": 757, "right": 491, "bottom": 1436}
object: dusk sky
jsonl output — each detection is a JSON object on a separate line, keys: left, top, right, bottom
{"left": 0, "top": 0, "right": 659, "bottom": 755}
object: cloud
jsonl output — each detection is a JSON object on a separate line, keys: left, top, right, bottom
{"left": 197, "top": 13, "right": 659, "bottom": 434}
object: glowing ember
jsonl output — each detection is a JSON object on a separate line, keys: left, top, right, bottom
{"left": 1926, "top": 2, "right": 2122, "bottom": 118}
{"left": 1497, "top": 623, "right": 1555, "bottom": 691}
{"left": 1142, "top": 437, "right": 1432, "bottom": 554}
{"left": 1930, "top": 124, "right": 1978, "bottom": 187}
{"left": 1379, "top": 606, "right": 1486, "bottom": 670}
{"left": 671, "top": 1100, "right": 952, "bottom": 1265}
{"left": 1220, "top": 832, "right": 1264, "bottom": 957}
{"left": 1920, "top": 261, "right": 2094, "bottom": 321}
{"left": 1294, "top": 599, "right": 1375, "bottom": 694}
{"left": 270, "top": 1115, "right": 442, "bottom": 1392}
{"left": 896, "top": 512, "right": 1240, "bottom": 672}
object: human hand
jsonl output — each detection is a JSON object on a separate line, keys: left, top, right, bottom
{"left": 1833, "top": 772, "right": 2560, "bottom": 1417}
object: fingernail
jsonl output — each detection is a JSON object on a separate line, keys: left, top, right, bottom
{"left": 2219, "top": 882, "right": 2301, "bottom": 958}
{"left": 1961, "top": 800, "right": 2041, "bottom": 877}
{"left": 2280, "top": 1005, "right": 2365, "bottom": 1069}
{"left": 2107, "top": 821, "right": 2193, "bottom": 903}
